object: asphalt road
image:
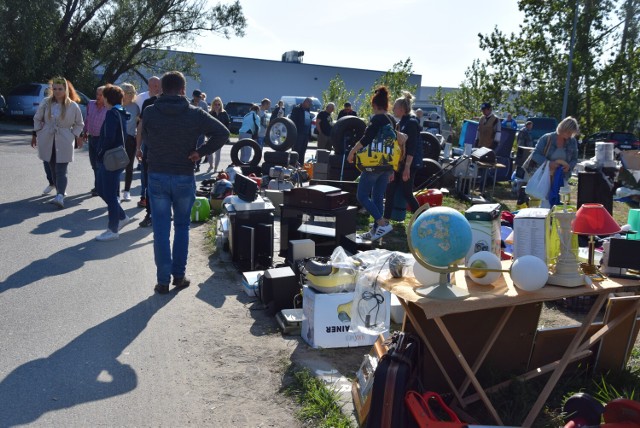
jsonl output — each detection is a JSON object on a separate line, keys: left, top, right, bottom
{"left": 0, "top": 133, "right": 304, "bottom": 427}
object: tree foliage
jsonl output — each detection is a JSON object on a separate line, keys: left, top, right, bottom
{"left": 321, "top": 74, "right": 363, "bottom": 120}
{"left": 450, "top": 0, "right": 640, "bottom": 136}
{"left": 358, "top": 58, "right": 418, "bottom": 119}
{"left": 0, "top": 0, "right": 246, "bottom": 93}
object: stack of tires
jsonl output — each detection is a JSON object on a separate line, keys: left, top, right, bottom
{"left": 327, "top": 116, "right": 365, "bottom": 181}
{"left": 261, "top": 117, "right": 299, "bottom": 176}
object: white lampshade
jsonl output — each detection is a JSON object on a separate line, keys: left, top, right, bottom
{"left": 412, "top": 261, "right": 440, "bottom": 287}
{"left": 511, "top": 255, "right": 549, "bottom": 291}
{"left": 466, "top": 251, "right": 502, "bottom": 285}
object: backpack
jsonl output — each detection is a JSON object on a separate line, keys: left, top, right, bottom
{"left": 355, "top": 115, "right": 402, "bottom": 172}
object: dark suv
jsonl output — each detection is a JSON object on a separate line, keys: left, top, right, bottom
{"left": 581, "top": 131, "right": 640, "bottom": 158}
{"left": 225, "top": 101, "right": 254, "bottom": 134}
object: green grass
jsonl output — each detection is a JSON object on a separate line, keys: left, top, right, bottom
{"left": 283, "top": 365, "right": 353, "bottom": 428}
{"left": 204, "top": 217, "right": 218, "bottom": 253}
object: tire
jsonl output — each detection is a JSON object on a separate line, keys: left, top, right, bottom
{"left": 414, "top": 158, "right": 444, "bottom": 190}
{"left": 265, "top": 117, "right": 297, "bottom": 151}
{"left": 230, "top": 138, "right": 262, "bottom": 167}
{"left": 421, "top": 132, "right": 442, "bottom": 161}
{"left": 330, "top": 116, "right": 366, "bottom": 155}
{"left": 263, "top": 150, "right": 299, "bottom": 166}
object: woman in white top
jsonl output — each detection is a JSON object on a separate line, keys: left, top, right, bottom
{"left": 31, "top": 77, "right": 84, "bottom": 208}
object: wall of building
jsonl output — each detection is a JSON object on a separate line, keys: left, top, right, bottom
{"left": 132, "top": 50, "right": 422, "bottom": 109}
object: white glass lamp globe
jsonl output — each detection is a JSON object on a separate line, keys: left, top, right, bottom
{"left": 466, "top": 251, "right": 502, "bottom": 285}
{"left": 412, "top": 261, "right": 440, "bottom": 287}
{"left": 510, "top": 255, "right": 549, "bottom": 291}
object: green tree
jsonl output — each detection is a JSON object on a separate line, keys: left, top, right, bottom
{"left": 321, "top": 74, "right": 363, "bottom": 120}
{"left": 0, "top": 0, "right": 246, "bottom": 92}
{"left": 359, "top": 58, "right": 418, "bottom": 119}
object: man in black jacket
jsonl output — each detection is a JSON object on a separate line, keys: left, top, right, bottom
{"left": 142, "top": 71, "right": 229, "bottom": 294}
{"left": 290, "top": 97, "right": 313, "bottom": 163}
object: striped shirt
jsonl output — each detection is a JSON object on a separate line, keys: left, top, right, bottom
{"left": 83, "top": 100, "right": 107, "bottom": 136}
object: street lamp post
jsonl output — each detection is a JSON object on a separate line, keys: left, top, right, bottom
{"left": 562, "top": 0, "right": 580, "bottom": 119}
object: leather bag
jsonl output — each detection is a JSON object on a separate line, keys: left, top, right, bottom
{"left": 103, "top": 112, "right": 129, "bottom": 171}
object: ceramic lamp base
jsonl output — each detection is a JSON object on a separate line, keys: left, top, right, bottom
{"left": 415, "top": 283, "right": 469, "bottom": 299}
{"left": 547, "top": 272, "right": 585, "bottom": 287}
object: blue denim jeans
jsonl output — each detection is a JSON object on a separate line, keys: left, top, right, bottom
{"left": 96, "top": 162, "right": 126, "bottom": 233}
{"left": 148, "top": 172, "right": 196, "bottom": 285}
{"left": 88, "top": 136, "right": 99, "bottom": 190}
{"left": 357, "top": 169, "right": 393, "bottom": 222}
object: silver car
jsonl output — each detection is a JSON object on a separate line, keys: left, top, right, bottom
{"left": 7, "top": 82, "right": 89, "bottom": 119}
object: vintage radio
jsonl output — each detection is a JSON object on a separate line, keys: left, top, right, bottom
{"left": 283, "top": 185, "right": 349, "bottom": 210}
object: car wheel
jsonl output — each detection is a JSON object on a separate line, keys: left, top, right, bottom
{"left": 265, "top": 117, "right": 297, "bottom": 151}
{"left": 330, "top": 116, "right": 366, "bottom": 155}
{"left": 230, "top": 138, "right": 262, "bottom": 167}
{"left": 263, "top": 150, "right": 299, "bottom": 166}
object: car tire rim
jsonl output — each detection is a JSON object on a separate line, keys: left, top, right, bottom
{"left": 269, "top": 122, "right": 288, "bottom": 147}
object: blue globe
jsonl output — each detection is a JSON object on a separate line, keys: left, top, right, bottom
{"left": 409, "top": 206, "right": 472, "bottom": 268}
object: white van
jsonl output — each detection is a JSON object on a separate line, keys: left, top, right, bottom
{"left": 279, "top": 96, "right": 322, "bottom": 116}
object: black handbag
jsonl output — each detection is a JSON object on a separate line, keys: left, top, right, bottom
{"left": 103, "top": 112, "right": 129, "bottom": 171}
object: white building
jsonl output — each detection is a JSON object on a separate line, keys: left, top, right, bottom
{"left": 133, "top": 50, "right": 423, "bottom": 108}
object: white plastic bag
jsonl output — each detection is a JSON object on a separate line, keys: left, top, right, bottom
{"left": 526, "top": 161, "right": 550, "bottom": 200}
{"left": 350, "top": 250, "right": 392, "bottom": 335}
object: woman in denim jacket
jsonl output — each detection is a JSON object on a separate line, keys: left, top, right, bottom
{"left": 531, "top": 116, "right": 580, "bottom": 181}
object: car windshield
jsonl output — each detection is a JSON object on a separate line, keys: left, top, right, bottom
{"left": 10, "top": 84, "right": 42, "bottom": 96}
{"left": 226, "top": 103, "right": 252, "bottom": 116}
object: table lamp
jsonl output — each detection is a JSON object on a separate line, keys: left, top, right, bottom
{"left": 572, "top": 203, "right": 621, "bottom": 278}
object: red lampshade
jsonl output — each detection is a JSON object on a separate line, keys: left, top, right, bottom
{"left": 572, "top": 203, "right": 621, "bottom": 236}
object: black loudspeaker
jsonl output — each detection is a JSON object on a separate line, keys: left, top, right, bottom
{"left": 471, "top": 147, "right": 496, "bottom": 164}
{"left": 260, "top": 267, "right": 299, "bottom": 315}
{"left": 233, "top": 173, "right": 259, "bottom": 202}
{"left": 255, "top": 223, "right": 273, "bottom": 269}
{"left": 577, "top": 172, "right": 613, "bottom": 214}
{"left": 237, "top": 225, "right": 255, "bottom": 270}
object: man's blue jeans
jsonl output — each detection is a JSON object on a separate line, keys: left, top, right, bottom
{"left": 96, "top": 162, "right": 126, "bottom": 233}
{"left": 88, "top": 136, "right": 99, "bottom": 190}
{"left": 148, "top": 172, "right": 196, "bottom": 285}
{"left": 356, "top": 169, "right": 392, "bottom": 223}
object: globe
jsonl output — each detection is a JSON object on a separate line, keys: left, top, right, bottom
{"left": 409, "top": 206, "right": 473, "bottom": 268}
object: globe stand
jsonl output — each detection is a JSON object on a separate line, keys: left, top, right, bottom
{"left": 415, "top": 271, "right": 470, "bottom": 299}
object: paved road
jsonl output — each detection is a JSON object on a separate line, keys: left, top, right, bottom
{"left": 0, "top": 133, "right": 305, "bottom": 427}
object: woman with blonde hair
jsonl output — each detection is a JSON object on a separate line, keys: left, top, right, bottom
{"left": 207, "top": 96, "right": 230, "bottom": 171}
{"left": 120, "top": 83, "right": 140, "bottom": 201}
{"left": 31, "top": 77, "right": 84, "bottom": 208}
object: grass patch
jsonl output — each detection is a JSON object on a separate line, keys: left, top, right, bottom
{"left": 204, "top": 217, "right": 218, "bottom": 253}
{"left": 283, "top": 364, "right": 353, "bottom": 428}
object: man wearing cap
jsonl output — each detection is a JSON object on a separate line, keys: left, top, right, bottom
{"left": 475, "top": 102, "right": 501, "bottom": 149}
{"left": 191, "top": 90, "right": 209, "bottom": 111}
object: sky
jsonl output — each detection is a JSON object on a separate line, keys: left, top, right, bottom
{"left": 177, "top": 0, "right": 525, "bottom": 88}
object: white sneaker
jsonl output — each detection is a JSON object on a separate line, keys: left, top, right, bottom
{"left": 50, "top": 194, "right": 64, "bottom": 208}
{"left": 96, "top": 230, "right": 119, "bottom": 241}
{"left": 372, "top": 223, "right": 393, "bottom": 241}
{"left": 118, "top": 215, "right": 134, "bottom": 231}
{"left": 360, "top": 226, "right": 376, "bottom": 241}
{"left": 42, "top": 185, "right": 55, "bottom": 195}
{"left": 122, "top": 191, "right": 131, "bottom": 202}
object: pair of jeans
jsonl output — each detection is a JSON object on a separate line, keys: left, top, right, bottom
{"left": 49, "top": 140, "right": 68, "bottom": 196}
{"left": 148, "top": 172, "right": 196, "bottom": 285}
{"left": 294, "top": 134, "right": 310, "bottom": 164}
{"left": 96, "top": 162, "right": 126, "bottom": 233}
{"left": 123, "top": 135, "right": 137, "bottom": 191}
{"left": 88, "top": 136, "right": 99, "bottom": 190}
{"left": 43, "top": 161, "right": 53, "bottom": 185}
{"left": 383, "top": 168, "right": 419, "bottom": 219}
{"left": 357, "top": 169, "right": 392, "bottom": 223}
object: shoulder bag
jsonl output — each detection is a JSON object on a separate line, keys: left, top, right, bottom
{"left": 103, "top": 112, "right": 129, "bottom": 171}
{"left": 521, "top": 135, "right": 552, "bottom": 177}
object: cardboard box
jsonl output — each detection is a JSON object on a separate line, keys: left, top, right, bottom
{"left": 464, "top": 203, "right": 501, "bottom": 263}
{"left": 513, "top": 208, "right": 550, "bottom": 263}
{"left": 301, "top": 285, "right": 390, "bottom": 349}
{"left": 241, "top": 270, "right": 264, "bottom": 297}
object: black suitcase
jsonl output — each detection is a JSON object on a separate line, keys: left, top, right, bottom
{"left": 366, "top": 332, "right": 421, "bottom": 428}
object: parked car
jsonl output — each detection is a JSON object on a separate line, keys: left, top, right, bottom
{"left": 7, "top": 82, "right": 90, "bottom": 120}
{"left": 581, "top": 131, "right": 640, "bottom": 158}
{"left": 224, "top": 101, "right": 254, "bottom": 134}
{"left": 527, "top": 116, "right": 558, "bottom": 146}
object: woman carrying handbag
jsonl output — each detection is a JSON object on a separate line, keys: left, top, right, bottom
{"left": 95, "top": 85, "right": 133, "bottom": 241}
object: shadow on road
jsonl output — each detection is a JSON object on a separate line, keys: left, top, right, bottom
{"left": 0, "top": 293, "right": 176, "bottom": 427}
{"left": 0, "top": 231, "right": 151, "bottom": 294}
